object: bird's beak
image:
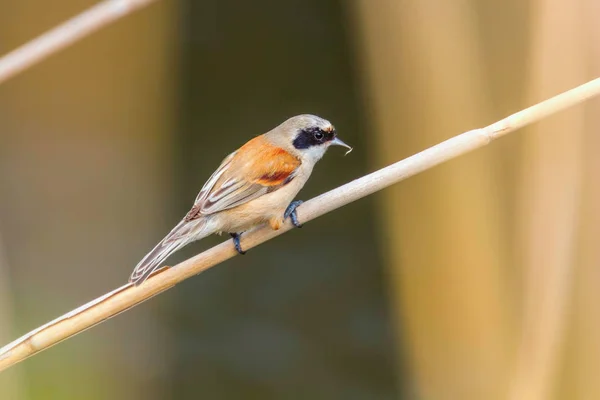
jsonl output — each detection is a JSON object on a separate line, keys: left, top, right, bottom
{"left": 330, "top": 137, "right": 353, "bottom": 155}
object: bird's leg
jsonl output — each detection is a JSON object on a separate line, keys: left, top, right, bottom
{"left": 230, "top": 233, "right": 246, "bottom": 255}
{"left": 284, "top": 200, "right": 304, "bottom": 228}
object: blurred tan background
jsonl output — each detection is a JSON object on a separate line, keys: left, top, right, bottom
{"left": 0, "top": 0, "right": 599, "bottom": 399}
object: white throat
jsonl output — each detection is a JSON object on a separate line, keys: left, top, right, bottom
{"left": 301, "top": 144, "right": 328, "bottom": 164}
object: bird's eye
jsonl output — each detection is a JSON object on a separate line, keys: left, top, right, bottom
{"left": 313, "top": 130, "right": 324, "bottom": 140}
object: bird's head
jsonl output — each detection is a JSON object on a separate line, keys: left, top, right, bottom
{"left": 267, "top": 114, "right": 352, "bottom": 163}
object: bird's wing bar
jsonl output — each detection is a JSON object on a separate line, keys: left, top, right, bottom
{"left": 189, "top": 136, "right": 301, "bottom": 218}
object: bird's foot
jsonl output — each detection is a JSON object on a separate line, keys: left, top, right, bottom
{"left": 230, "top": 233, "right": 246, "bottom": 255}
{"left": 284, "top": 200, "right": 304, "bottom": 228}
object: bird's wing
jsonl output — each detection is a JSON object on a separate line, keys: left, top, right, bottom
{"left": 185, "top": 136, "right": 301, "bottom": 220}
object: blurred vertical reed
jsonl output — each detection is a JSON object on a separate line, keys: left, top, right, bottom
{"left": 559, "top": 2, "right": 600, "bottom": 398}
{"left": 509, "top": 0, "right": 587, "bottom": 399}
{"left": 348, "top": 1, "right": 512, "bottom": 398}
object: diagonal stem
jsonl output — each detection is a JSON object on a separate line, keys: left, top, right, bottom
{"left": 0, "top": 77, "right": 599, "bottom": 372}
{"left": 0, "top": 0, "right": 158, "bottom": 85}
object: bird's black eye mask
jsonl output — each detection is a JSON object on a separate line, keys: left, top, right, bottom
{"left": 293, "top": 127, "right": 336, "bottom": 149}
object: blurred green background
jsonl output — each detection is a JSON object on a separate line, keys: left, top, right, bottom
{"left": 1, "top": 0, "right": 599, "bottom": 399}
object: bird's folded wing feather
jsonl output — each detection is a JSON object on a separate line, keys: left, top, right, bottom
{"left": 186, "top": 136, "right": 301, "bottom": 220}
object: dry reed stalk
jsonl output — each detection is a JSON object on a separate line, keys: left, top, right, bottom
{"left": 0, "top": 77, "right": 599, "bottom": 372}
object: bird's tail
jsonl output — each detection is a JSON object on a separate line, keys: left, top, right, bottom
{"left": 129, "top": 218, "right": 209, "bottom": 286}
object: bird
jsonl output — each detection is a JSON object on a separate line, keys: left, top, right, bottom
{"left": 129, "top": 114, "right": 352, "bottom": 286}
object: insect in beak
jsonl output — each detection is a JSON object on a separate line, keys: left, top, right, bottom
{"left": 330, "top": 137, "right": 353, "bottom": 155}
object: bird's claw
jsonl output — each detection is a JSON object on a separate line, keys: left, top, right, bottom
{"left": 284, "top": 200, "right": 304, "bottom": 228}
{"left": 230, "top": 233, "right": 246, "bottom": 255}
